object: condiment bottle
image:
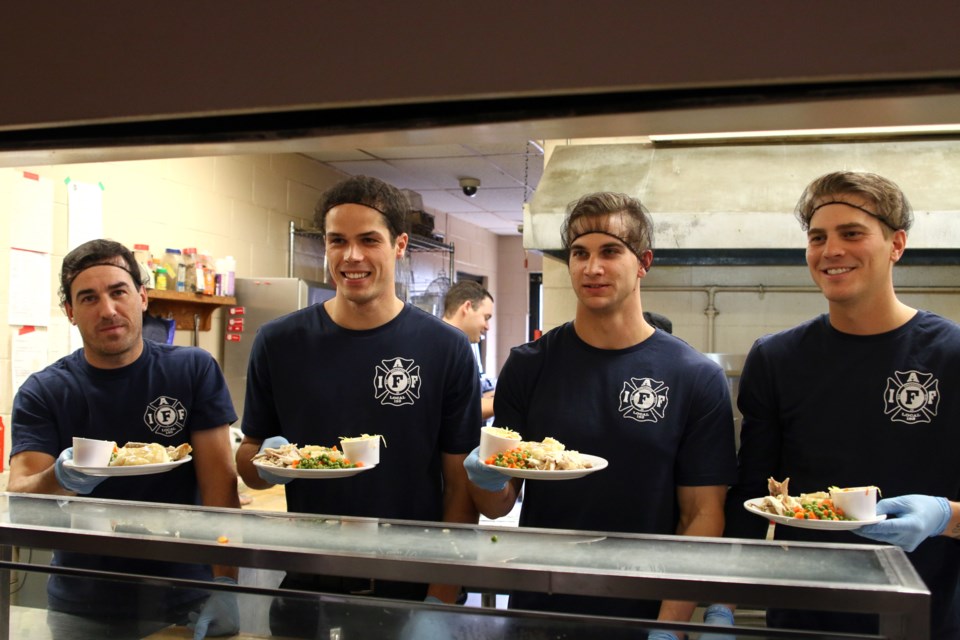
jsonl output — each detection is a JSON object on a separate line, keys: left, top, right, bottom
{"left": 132, "top": 244, "right": 155, "bottom": 289}
{"left": 182, "top": 247, "right": 198, "bottom": 293}
{"left": 163, "top": 248, "right": 185, "bottom": 293}
{"left": 155, "top": 266, "right": 169, "bottom": 291}
{"left": 200, "top": 252, "right": 216, "bottom": 295}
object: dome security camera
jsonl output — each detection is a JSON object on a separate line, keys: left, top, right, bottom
{"left": 459, "top": 177, "right": 480, "bottom": 197}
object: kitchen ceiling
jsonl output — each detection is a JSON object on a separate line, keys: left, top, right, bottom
{"left": 302, "top": 142, "right": 544, "bottom": 237}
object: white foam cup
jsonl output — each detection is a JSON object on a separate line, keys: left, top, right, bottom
{"left": 340, "top": 436, "right": 380, "bottom": 466}
{"left": 829, "top": 486, "right": 878, "bottom": 521}
{"left": 72, "top": 437, "right": 116, "bottom": 467}
{"left": 479, "top": 426, "right": 522, "bottom": 461}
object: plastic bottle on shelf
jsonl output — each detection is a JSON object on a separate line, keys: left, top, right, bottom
{"left": 214, "top": 258, "right": 225, "bottom": 296}
{"left": 182, "top": 247, "right": 198, "bottom": 293}
{"left": 132, "top": 244, "right": 155, "bottom": 289}
{"left": 154, "top": 266, "right": 169, "bottom": 291}
{"left": 163, "top": 248, "right": 184, "bottom": 292}
{"left": 222, "top": 256, "right": 236, "bottom": 296}
{"left": 200, "top": 252, "right": 216, "bottom": 295}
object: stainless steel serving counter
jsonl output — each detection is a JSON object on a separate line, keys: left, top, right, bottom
{"left": 0, "top": 493, "right": 930, "bottom": 639}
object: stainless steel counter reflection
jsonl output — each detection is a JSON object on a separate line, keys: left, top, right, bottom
{"left": 0, "top": 493, "right": 930, "bottom": 638}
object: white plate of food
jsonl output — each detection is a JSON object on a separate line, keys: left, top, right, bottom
{"left": 65, "top": 456, "right": 192, "bottom": 477}
{"left": 485, "top": 454, "right": 608, "bottom": 480}
{"left": 743, "top": 498, "right": 886, "bottom": 530}
{"left": 253, "top": 460, "right": 376, "bottom": 479}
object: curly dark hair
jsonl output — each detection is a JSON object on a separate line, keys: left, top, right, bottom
{"left": 314, "top": 175, "right": 410, "bottom": 242}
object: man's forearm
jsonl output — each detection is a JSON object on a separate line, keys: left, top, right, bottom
{"left": 8, "top": 466, "right": 71, "bottom": 496}
{"left": 236, "top": 441, "right": 270, "bottom": 489}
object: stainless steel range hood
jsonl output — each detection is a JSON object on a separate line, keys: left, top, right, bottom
{"left": 524, "top": 139, "right": 960, "bottom": 253}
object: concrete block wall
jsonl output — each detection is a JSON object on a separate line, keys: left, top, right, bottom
{"left": 0, "top": 155, "right": 515, "bottom": 468}
{"left": 0, "top": 155, "right": 346, "bottom": 457}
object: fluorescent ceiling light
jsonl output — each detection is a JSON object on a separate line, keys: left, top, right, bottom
{"left": 649, "top": 124, "right": 960, "bottom": 142}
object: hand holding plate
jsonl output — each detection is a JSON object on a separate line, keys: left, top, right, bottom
{"left": 55, "top": 448, "right": 108, "bottom": 494}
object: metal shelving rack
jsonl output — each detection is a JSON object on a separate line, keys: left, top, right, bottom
{"left": 289, "top": 221, "right": 455, "bottom": 301}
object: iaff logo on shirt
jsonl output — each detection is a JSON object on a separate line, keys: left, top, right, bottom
{"left": 884, "top": 370, "right": 940, "bottom": 424}
{"left": 619, "top": 377, "right": 669, "bottom": 423}
{"left": 374, "top": 357, "right": 421, "bottom": 407}
{"left": 144, "top": 396, "right": 187, "bottom": 437}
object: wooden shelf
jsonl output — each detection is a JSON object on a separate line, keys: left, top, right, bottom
{"left": 146, "top": 289, "right": 237, "bottom": 331}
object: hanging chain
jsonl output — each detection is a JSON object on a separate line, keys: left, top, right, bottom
{"left": 522, "top": 141, "right": 531, "bottom": 204}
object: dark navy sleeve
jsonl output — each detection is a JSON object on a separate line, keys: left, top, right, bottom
{"left": 11, "top": 374, "right": 64, "bottom": 458}
{"left": 240, "top": 328, "right": 281, "bottom": 440}
{"left": 675, "top": 362, "right": 738, "bottom": 487}
{"left": 439, "top": 332, "right": 483, "bottom": 454}
{"left": 724, "top": 337, "right": 783, "bottom": 539}
{"left": 187, "top": 348, "right": 238, "bottom": 430}
{"left": 491, "top": 342, "right": 537, "bottom": 434}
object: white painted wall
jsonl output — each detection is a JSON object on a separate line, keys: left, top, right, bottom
{"left": 543, "top": 258, "right": 960, "bottom": 355}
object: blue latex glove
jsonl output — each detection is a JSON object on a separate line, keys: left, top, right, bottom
{"left": 255, "top": 436, "right": 293, "bottom": 485}
{"left": 54, "top": 448, "right": 108, "bottom": 495}
{"left": 188, "top": 576, "right": 240, "bottom": 639}
{"left": 647, "top": 631, "right": 679, "bottom": 640}
{"left": 398, "top": 596, "right": 449, "bottom": 640}
{"left": 463, "top": 446, "right": 509, "bottom": 492}
{"left": 700, "top": 604, "right": 736, "bottom": 640}
{"left": 855, "top": 495, "right": 952, "bottom": 552}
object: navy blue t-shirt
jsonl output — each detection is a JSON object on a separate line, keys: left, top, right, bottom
{"left": 242, "top": 302, "right": 481, "bottom": 522}
{"left": 726, "top": 311, "right": 960, "bottom": 637}
{"left": 12, "top": 339, "right": 237, "bottom": 614}
{"left": 495, "top": 323, "right": 737, "bottom": 618}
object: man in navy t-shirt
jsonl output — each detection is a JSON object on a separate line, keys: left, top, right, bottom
{"left": 725, "top": 171, "right": 960, "bottom": 637}
{"left": 235, "top": 176, "right": 481, "bottom": 637}
{"left": 10, "top": 239, "right": 239, "bottom": 639}
{"left": 464, "top": 192, "right": 738, "bottom": 629}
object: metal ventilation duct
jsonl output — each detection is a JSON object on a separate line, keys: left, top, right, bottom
{"left": 523, "top": 139, "right": 960, "bottom": 252}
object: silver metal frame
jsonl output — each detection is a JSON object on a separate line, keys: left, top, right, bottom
{"left": 0, "top": 493, "right": 930, "bottom": 639}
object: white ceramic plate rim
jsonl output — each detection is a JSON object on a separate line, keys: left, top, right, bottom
{"left": 253, "top": 460, "right": 376, "bottom": 479}
{"left": 484, "top": 453, "right": 608, "bottom": 480}
{"left": 743, "top": 497, "right": 886, "bottom": 530}
{"left": 65, "top": 456, "right": 192, "bottom": 477}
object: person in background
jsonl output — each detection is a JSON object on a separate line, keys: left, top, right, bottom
{"left": 235, "top": 175, "right": 481, "bottom": 638}
{"left": 9, "top": 239, "right": 240, "bottom": 640}
{"left": 643, "top": 310, "right": 673, "bottom": 334}
{"left": 463, "top": 192, "right": 738, "bottom": 635}
{"left": 724, "top": 171, "right": 960, "bottom": 637}
{"left": 442, "top": 280, "right": 496, "bottom": 420}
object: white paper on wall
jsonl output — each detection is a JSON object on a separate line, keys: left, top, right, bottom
{"left": 8, "top": 248, "right": 51, "bottom": 327}
{"left": 9, "top": 172, "right": 53, "bottom": 253}
{"left": 12, "top": 326, "right": 49, "bottom": 396}
{"left": 69, "top": 323, "right": 83, "bottom": 354}
{"left": 67, "top": 179, "right": 104, "bottom": 249}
